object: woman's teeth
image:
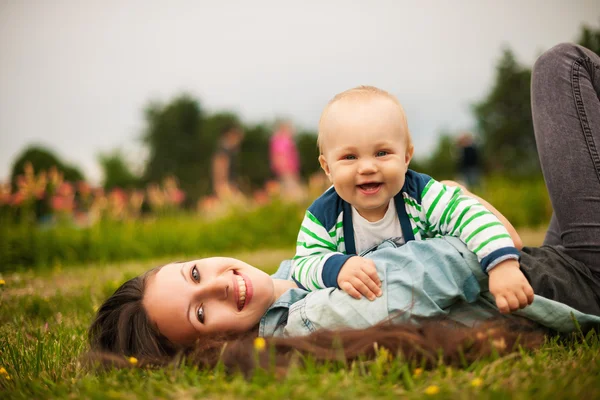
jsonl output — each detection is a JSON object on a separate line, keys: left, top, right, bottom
{"left": 236, "top": 274, "right": 247, "bottom": 309}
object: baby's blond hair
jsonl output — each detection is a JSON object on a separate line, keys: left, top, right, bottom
{"left": 317, "top": 85, "right": 413, "bottom": 153}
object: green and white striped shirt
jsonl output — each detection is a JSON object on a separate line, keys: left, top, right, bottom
{"left": 292, "top": 170, "right": 519, "bottom": 291}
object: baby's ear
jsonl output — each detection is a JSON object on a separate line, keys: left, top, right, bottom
{"left": 405, "top": 145, "right": 415, "bottom": 167}
{"left": 318, "top": 155, "right": 332, "bottom": 181}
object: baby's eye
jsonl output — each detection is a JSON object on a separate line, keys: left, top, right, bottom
{"left": 376, "top": 151, "right": 388, "bottom": 157}
{"left": 343, "top": 154, "right": 357, "bottom": 160}
{"left": 191, "top": 265, "right": 200, "bottom": 282}
{"left": 197, "top": 306, "right": 205, "bottom": 323}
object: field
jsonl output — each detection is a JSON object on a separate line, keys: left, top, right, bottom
{"left": 2, "top": 229, "right": 600, "bottom": 399}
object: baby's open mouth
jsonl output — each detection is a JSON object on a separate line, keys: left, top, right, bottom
{"left": 358, "top": 182, "right": 382, "bottom": 193}
{"left": 235, "top": 273, "right": 247, "bottom": 311}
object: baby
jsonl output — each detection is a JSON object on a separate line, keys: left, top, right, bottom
{"left": 292, "top": 86, "right": 534, "bottom": 313}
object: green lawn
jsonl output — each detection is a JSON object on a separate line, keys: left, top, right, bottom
{"left": 1, "top": 235, "right": 599, "bottom": 399}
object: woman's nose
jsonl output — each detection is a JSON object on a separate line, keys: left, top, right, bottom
{"left": 192, "top": 275, "right": 230, "bottom": 301}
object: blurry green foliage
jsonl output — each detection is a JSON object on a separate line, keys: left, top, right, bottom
{"left": 0, "top": 176, "right": 552, "bottom": 271}
{"left": 142, "top": 95, "right": 208, "bottom": 205}
{"left": 296, "top": 131, "right": 321, "bottom": 180}
{"left": 10, "top": 146, "right": 85, "bottom": 188}
{"left": 140, "top": 94, "right": 321, "bottom": 204}
{"left": 578, "top": 23, "right": 600, "bottom": 55}
{"left": 98, "top": 150, "right": 141, "bottom": 190}
{"left": 472, "top": 49, "right": 539, "bottom": 179}
{"left": 412, "top": 134, "right": 458, "bottom": 180}
{"left": 0, "top": 201, "right": 303, "bottom": 272}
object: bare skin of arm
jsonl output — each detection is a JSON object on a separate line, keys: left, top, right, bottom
{"left": 440, "top": 180, "right": 523, "bottom": 250}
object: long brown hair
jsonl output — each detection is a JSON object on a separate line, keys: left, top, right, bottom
{"left": 88, "top": 274, "right": 546, "bottom": 376}
{"left": 88, "top": 268, "right": 181, "bottom": 362}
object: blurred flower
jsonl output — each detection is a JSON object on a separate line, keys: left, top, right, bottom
{"left": 253, "top": 337, "right": 266, "bottom": 351}
{"left": 424, "top": 385, "right": 439, "bottom": 395}
{"left": 10, "top": 192, "right": 25, "bottom": 206}
{"left": 414, "top": 368, "right": 423, "bottom": 377}
{"left": 0, "top": 367, "right": 10, "bottom": 380}
{"left": 107, "top": 188, "right": 127, "bottom": 219}
{"left": 147, "top": 183, "right": 165, "bottom": 210}
{"left": 129, "top": 190, "right": 145, "bottom": 217}
{"left": 163, "top": 177, "right": 185, "bottom": 206}
{"left": 264, "top": 180, "right": 281, "bottom": 197}
{"left": 470, "top": 378, "right": 483, "bottom": 387}
{"left": 253, "top": 190, "right": 269, "bottom": 206}
{"left": 0, "top": 182, "right": 11, "bottom": 206}
{"left": 0, "top": 279, "right": 5, "bottom": 286}
{"left": 128, "top": 356, "right": 138, "bottom": 365}
{"left": 77, "top": 181, "right": 91, "bottom": 197}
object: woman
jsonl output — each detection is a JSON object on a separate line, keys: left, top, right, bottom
{"left": 89, "top": 43, "right": 600, "bottom": 369}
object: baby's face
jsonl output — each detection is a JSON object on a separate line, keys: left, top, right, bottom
{"left": 319, "top": 96, "right": 413, "bottom": 222}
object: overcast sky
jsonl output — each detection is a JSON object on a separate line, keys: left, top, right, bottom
{"left": 1, "top": 0, "right": 599, "bottom": 183}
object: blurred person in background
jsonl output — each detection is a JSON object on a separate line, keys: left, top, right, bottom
{"left": 212, "top": 123, "right": 244, "bottom": 200}
{"left": 270, "top": 120, "right": 303, "bottom": 201}
{"left": 457, "top": 132, "right": 481, "bottom": 190}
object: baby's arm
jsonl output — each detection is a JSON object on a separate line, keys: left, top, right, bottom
{"left": 422, "top": 179, "right": 519, "bottom": 272}
{"left": 421, "top": 179, "right": 533, "bottom": 312}
{"left": 440, "top": 180, "right": 522, "bottom": 249}
{"left": 292, "top": 211, "right": 382, "bottom": 299}
{"left": 292, "top": 210, "right": 353, "bottom": 291}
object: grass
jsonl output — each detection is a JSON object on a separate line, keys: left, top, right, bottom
{"left": 1, "top": 233, "right": 599, "bottom": 399}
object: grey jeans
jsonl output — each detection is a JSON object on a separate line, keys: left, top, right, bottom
{"left": 532, "top": 43, "right": 600, "bottom": 274}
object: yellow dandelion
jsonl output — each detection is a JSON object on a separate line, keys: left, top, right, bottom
{"left": 4, "top": 375, "right": 10, "bottom": 380}
{"left": 424, "top": 385, "right": 440, "bottom": 395}
{"left": 414, "top": 367, "right": 423, "bottom": 377}
{"left": 0, "top": 279, "right": 5, "bottom": 286}
{"left": 471, "top": 378, "right": 483, "bottom": 387}
{"left": 0, "top": 367, "right": 7, "bottom": 375}
{"left": 254, "top": 337, "right": 266, "bottom": 351}
{"left": 128, "top": 356, "right": 138, "bottom": 365}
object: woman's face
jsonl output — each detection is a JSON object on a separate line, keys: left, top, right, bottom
{"left": 143, "top": 257, "right": 275, "bottom": 345}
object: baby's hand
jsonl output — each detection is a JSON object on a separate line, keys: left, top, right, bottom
{"left": 488, "top": 259, "right": 534, "bottom": 313}
{"left": 337, "top": 256, "right": 382, "bottom": 300}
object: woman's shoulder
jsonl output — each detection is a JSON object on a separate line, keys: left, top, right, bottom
{"left": 271, "top": 260, "right": 294, "bottom": 280}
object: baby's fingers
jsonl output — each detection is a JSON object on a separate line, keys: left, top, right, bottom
{"left": 524, "top": 284, "right": 534, "bottom": 304}
{"left": 351, "top": 278, "right": 378, "bottom": 301}
{"left": 361, "top": 262, "right": 381, "bottom": 287}
{"left": 358, "top": 270, "right": 382, "bottom": 298}
{"left": 495, "top": 295, "right": 509, "bottom": 314}
{"left": 340, "top": 281, "right": 362, "bottom": 300}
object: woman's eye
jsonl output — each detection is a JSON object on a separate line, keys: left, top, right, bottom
{"left": 191, "top": 265, "right": 200, "bottom": 282}
{"left": 197, "top": 306, "right": 205, "bottom": 323}
{"left": 376, "top": 151, "right": 388, "bottom": 157}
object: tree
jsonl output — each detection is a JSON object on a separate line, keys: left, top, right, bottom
{"left": 10, "top": 145, "right": 85, "bottom": 188}
{"left": 237, "top": 123, "right": 272, "bottom": 190}
{"left": 142, "top": 95, "right": 206, "bottom": 204}
{"left": 472, "top": 49, "right": 539, "bottom": 178}
{"left": 418, "top": 134, "right": 458, "bottom": 180}
{"left": 296, "top": 131, "right": 321, "bottom": 180}
{"left": 98, "top": 150, "right": 141, "bottom": 190}
{"left": 577, "top": 23, "right": 600, "bottom": 55}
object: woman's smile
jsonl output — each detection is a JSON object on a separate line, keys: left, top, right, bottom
{"left": 233, "top": 271, "right": 253, "bottom": 311}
